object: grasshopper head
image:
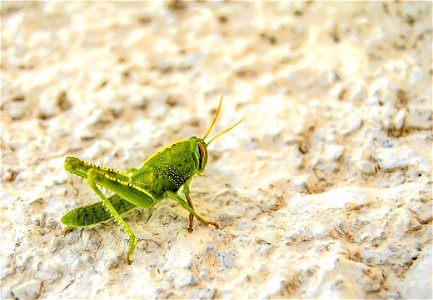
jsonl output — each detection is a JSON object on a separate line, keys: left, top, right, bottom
{"left": 190, "top": 96, "right": 245, "bottom": 174}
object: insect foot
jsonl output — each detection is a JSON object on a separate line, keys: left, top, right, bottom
{"left": 188, "top": 220, "right": 219, "bottom": 232}
{"left": 207, "top": 221, "right": 220, "bottom": 229}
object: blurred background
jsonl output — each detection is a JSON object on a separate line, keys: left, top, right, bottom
{"left": 1, "top": 1, "right": 431, "bottom": 299}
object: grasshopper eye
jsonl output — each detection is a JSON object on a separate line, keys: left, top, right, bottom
{"left": 196, "top": 142, "right": 206, "bottom": 170}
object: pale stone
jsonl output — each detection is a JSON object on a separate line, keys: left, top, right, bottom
{"left": 406, "top": 107, "right": 432, "bottom": 130}
{"left": 322, "top": 144, "right": 345, "bottom": 161}
{"left": 394, "top": 109, "right": 406, "bottom": 130}
{"left": 191, "top": 287, "right": 216, "bottom": 299}
{"left": 218, "top": 248, "right": 238, "bottom": 269}
{"left": 399, "top": 246, "right": 432, "bottom": 299}
{"left": 356, "top": 160, "right": 376, "bottom": 175}
{"left": 1, "top": 2, "right": 431, "bottom": 299}
{"left": 290, "top": 187, "right": 369, "bottom": 213}
{"left": 173, "top": 268, "right": 197, "bottom": 289}
{"left": 11, "top": 279, "right": 41, "bottom": 300}
{"left": 374, "top": 145, "right": 428, "bottom": 172}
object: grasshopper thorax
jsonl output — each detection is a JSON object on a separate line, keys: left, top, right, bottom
{"left": 188, "top": 137, "right": 208, "bottom": 174}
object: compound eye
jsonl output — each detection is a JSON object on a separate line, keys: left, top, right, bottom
{"left": 196, "top": 142, "right": 206, "bottom": 169}
{"left": 197, "top": 143, "right": 205, "bottom": 159}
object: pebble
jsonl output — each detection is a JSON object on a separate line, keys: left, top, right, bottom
{"left": 101, "top": 250, "right": 121, "bottom": 270}
{"left": 0, "top": 261, "right": 14, "bottom": 279}
{"left": 303, "top": 256, "right": 382, "bottom": 298}
{"left": 406, "top": 107, "right": 431, "bottom": 130}
{"left": 64, "top": 229, "right": 81, "bottom": 245}
{"left": 305, "top": 221, "right": 329, "bottom": 239}
{"left": 49, "top": 236, "right": 61, "bottom": 252}
{"left": 190, "top": 287, "right": 216, "bottom": 299}
{"left": 16, "top": 253, "right": 32, "bottom": 271}
{"left": 11, "top": 279, "right": 41, "bottom": 300}
{"left": 390, "top": 208, "right": 422, "bottom": 240}
{"left": 199, "top": 268, "right": 211, "bottom": 281}
{"left": 388, "top": 170, "right": 405, "bottom": 186}
{"left": 290, "top": 187, "right": 369, "bottom": 213}
{"left": 173, "top": 268, "right": 197, "bottom": 289}
{"left": 166, "top": 241, "right": 193, "bottom": 269}
{"left": 33, "top": 260, "right": 61, "bottom": 281}
{"left": 399, "top": 246, "right": 432, "bottom": 299}
{"left": 356, "top": 160, "right": 376, "bottom": 175}
{"left": 257, "top": 243, "right": 273, "bottom": 257}
{"left": 292, "top": 175, "right": 309, "bottom": 191}
{"left": 289, "top": 146, "right": 304, "bottom": 170}
{"left": 322, "top": 144, "right": 345, "bottom": 161}
{"left": 374, "top": 145, "right": 425, "bottom": 171}
{"left": 218, "top": 248, "right": 237, "bottom": 269}
{"left": 8, "top": 101, "right": 29, "bottom": 120}
{"left": 255, "top": 229, "right": 279, "bottom": 244}
{"left": 39, "top": 92, "right": 59, "bottom": 119}
{"left": 128, "top": 86, "right": 167, "bottom": 108}
{"left": 339, "top": 113, "right": 363, "bottom": 135}
{"left": 81, "top": 140, "right": 112, "bottom": 161}
{"left": 204, "top": 242, "right": 217, "bottom": 252}
{"left": 282, "top": 230, "right": 299, "bottom": 245}
{"left": 394, "top": 109, "right": 406, "bottom": 130}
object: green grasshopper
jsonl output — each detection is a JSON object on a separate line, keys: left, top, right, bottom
{"left": 61, "top": 96, "right": 244, "bottom": 263}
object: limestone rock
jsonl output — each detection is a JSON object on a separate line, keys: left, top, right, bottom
{"left": 1, "top": 2, "right": 431, "bottom": 299}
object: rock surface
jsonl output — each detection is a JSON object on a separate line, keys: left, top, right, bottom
{"left": 1, "top": 2, "right": 431, "bottom": 299}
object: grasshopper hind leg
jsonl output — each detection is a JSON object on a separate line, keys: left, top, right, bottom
{"left": 61, "top": 194, "right": 137, "bottom": 227}
{"left": 87, "top": 169, "right": 137, "bottom": 264}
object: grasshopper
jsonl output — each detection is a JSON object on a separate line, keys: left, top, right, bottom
{"left": 61, "top": 96, "right": 244, "bottom": 263}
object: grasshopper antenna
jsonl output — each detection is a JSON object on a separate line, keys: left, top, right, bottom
{"left": 203, "top": 95, "right": 223, "bottom": 140}
{"left": 203, "top": 95, "right": 245, "bottom": 145}
{"left": 207, "top": 116, "right": 245, "bottom": 145}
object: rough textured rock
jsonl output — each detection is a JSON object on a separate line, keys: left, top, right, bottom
{"left": 1, "top": 2, "right": 431, "bottom": 299}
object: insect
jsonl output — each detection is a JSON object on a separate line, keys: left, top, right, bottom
{"left": 61, "top": 96, "right": 244, "bottom": 263}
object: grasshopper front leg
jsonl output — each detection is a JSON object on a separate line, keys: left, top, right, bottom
{"left": 182, "top": 179, "right": 195, "bottom": 232}
{"left": 165, "top": 190, "right": 219, "bottom": 230}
